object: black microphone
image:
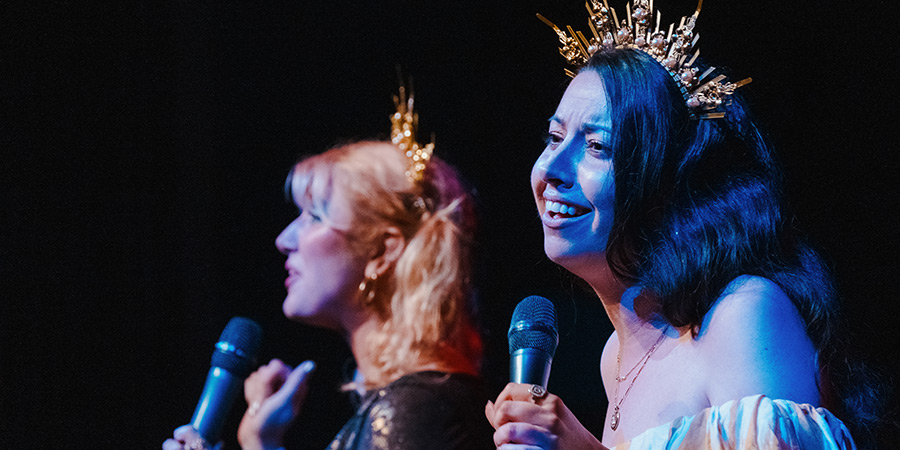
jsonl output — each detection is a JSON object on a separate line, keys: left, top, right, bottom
{"left": 508, "top": 295, "right": 559, "bottom": 388}
{"left": 189, "top": 317, "right": 263, "bottom": 443}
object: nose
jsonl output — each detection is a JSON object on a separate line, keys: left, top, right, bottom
{"left": 536, "top": 137, "right": 580, "bottom": 190}
{"left": 275, "top": 218, "right": 299, "bottom": 255}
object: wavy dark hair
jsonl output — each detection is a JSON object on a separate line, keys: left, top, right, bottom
{"left": 584, "top": 48, "right": 885, "bottom": 447}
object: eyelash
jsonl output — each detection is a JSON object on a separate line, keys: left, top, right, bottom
{"left": 544, "top": 131, "right": 610, "bottom": 158}
{"left": 586, "top": 140, "right": 609, "bottom": 157}
{"left": 544, "top": 131, "right": 564, "bottom": 148}
{"left": 298, "top": 208, "right": 322, "bottom": 223}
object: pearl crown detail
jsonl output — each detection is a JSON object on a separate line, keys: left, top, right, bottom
{"left": 537, "top": 0, "right": 751, "bottom": 119}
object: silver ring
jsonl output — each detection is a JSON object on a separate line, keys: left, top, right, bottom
{"left": 188, "top": 437, "right": 210, "bottom": 450}
{"left": 247, "top": 400, "right": 262, "bottom": 416}
{"left": 529, "top": 384, "right": 548, "bottom": 401}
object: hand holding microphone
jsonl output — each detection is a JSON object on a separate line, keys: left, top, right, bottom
{"left": 162, "top": 317, "right": 316, "bottom": 450}
{"left": 486, "top": 296, "right": 604, "bottom": 449}
{"left": 163, "top": 317, "right": 262, "bottom": 450}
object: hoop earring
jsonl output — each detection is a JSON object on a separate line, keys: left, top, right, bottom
{"left": 358, "top": 273, "right": 378, "bottom": 304}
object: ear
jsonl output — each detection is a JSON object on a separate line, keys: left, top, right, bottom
{"left": 365, "top": 226, "right": 406, "bottom": 278}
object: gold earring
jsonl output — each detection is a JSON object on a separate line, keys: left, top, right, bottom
{"left": 358, "top": 273, "right": 378, "bottom": 303}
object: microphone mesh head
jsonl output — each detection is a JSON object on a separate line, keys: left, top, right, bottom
{"left": 508, "top": 296, "right": 558, "bottom": 357}
{"left": 211, "top": 317, "right": 263, "bottom": 378}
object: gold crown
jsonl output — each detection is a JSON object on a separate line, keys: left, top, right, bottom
{"left": 538, "top": 0, "right": 751, "bottom": 119}
{"left": 390, "top": 84, "right": 434, "bottom": 183}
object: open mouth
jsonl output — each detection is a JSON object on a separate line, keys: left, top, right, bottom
{"left": 284, "top": 265, "right": 301, "bottom": 289}
{"left": 544, "top": 199, "right": 589, "bottom": 219}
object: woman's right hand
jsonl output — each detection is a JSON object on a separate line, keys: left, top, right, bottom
{"left": 237, "top": 359, "right": 316, "bottom": 450}
{"left": 485, "top": 382, "right": 605, "bottom": 450}
{"left": 161, "top": 424, "right": 222, "bottom": 450}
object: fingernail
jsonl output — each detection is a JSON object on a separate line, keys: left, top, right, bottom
{"left": 299, "top": 360, "right": 316, "bottom": 373}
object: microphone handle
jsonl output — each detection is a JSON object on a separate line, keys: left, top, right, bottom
{"left": 510, "top": 348, "right": 552, "bottom": 388}
{"left": 190, "top": 366, "right": 244, "bottom": 442}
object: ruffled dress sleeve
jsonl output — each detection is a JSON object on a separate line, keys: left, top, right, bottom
{"left": 613, "top": 394, "right": 856, "bottom": 449}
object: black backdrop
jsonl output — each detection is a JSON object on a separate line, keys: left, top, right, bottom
{"left": 3, "top": 0, "right": 898, "bottom": 447}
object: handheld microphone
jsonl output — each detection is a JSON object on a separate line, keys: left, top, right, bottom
{"left": 190, "top": 317, "right": 263, "bottom": 443}
{"left": 508, "top": 295, "right": 558, "bottom": 388}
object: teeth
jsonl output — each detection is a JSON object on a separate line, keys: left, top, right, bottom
{"left": 545, "top": 200, "right": 577, "bottom": 216}
{"left": 547, "top": 201, "right": 559, "bottom": 213}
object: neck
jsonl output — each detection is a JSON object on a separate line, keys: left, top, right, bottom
{"left": 587, "top": 261, "right": 668, "bottom": 349}
{"left": 346, "top": 315, "right": 383, "bottom": 385}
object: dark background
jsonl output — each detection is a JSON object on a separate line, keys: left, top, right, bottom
{"left": 3, "top": 0, "right": 898, "bottom": 447}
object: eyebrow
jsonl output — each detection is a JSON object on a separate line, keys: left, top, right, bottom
{"left": 548, "top": 115, "right": 612, "bottom": 133}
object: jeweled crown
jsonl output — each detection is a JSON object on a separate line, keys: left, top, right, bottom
{"left": 390, "top": 85, "right": 434, "bottom": 183}
{"left": 538, "top": 0, "right": 751, "bottom": 119}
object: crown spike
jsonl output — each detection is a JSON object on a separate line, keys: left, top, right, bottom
{"left": 626, "top": 3, "right": 633, "bottom": 29}
{"left": 589, "top": 20, "right": 602, "bottom": 40}
{"left": 686, "top": 49, "right": 700, "bottom": 67}
{"left": 576, "top": 31, "right": 592, "bottom": 50}
{"left": 731, "top": 77, "right": 752, "bottom": 88}
{"left": 536, "top": 13, "right": 562, "bottom": 32}
{"left": 611, "top": 7, "right": 620, "bottom": 31}
{"left": 567, "top": 25, "right": 589, "bottom": 56}
{"left": 697, "top": 73, "right": 726, "bottom": 91}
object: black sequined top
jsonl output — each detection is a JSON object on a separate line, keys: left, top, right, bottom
{"left": 327, "top": 371, "right": 495, "bottom": 449}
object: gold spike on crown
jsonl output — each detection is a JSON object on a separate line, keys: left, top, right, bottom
{"left": 390, "top": 84, "right": 434, "bottom": 183}
{"left": 537, "top": 0, "right": 751, "bottom": 119}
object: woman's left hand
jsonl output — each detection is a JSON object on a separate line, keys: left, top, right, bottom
{"left": 237, "top": 359, "right": 316, "bottom": 450}
{"left": 485, "top": 382, "right": 605, "bottom": 450}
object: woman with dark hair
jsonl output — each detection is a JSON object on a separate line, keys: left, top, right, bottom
{"left": 164, "top": 92, "right": 494, "bottom": 450}
{"left": 486, "top": 2, "right": 870, "bottom": 448}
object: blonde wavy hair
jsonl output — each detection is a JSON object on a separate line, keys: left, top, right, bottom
{"left": 287, "top": 141, "right": 482, "bottom": 388}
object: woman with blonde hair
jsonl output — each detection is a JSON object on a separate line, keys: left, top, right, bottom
{"left": 165, "top": 93, "right": 494, "bottom": 450}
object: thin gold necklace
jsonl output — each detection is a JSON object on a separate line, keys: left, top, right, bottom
{"left": 610, "top": 325, "right": 669, "bottom": 431}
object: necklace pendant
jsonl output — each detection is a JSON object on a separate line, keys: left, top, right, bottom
{"left": 610, "top": 407, "right": 620, "bottom": 430}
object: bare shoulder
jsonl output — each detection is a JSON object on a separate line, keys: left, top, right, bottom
{"left": 700, "top": 275, "right": 799, "bottom": 335}
{"left": 697, "top": 275, "right": 820, "bottom": 406}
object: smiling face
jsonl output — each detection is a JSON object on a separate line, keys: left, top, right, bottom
{"left": 275, "top": 171, "right": 369, "bottom": 331}
{"left": 531, "top": 70, "right": 616, "bottom": 284}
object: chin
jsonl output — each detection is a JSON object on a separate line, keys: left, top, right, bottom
{"left": 282, "top": 302, "right": 342, "bottom": 331}
{"left": 543, "top": 239, "right": 581, "bottom": 265}
{"left": 282, "top": 299, "right": 315, "bottom": 322}
{"left": 546, "top": 244, "right": 607, "bottom": 277}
